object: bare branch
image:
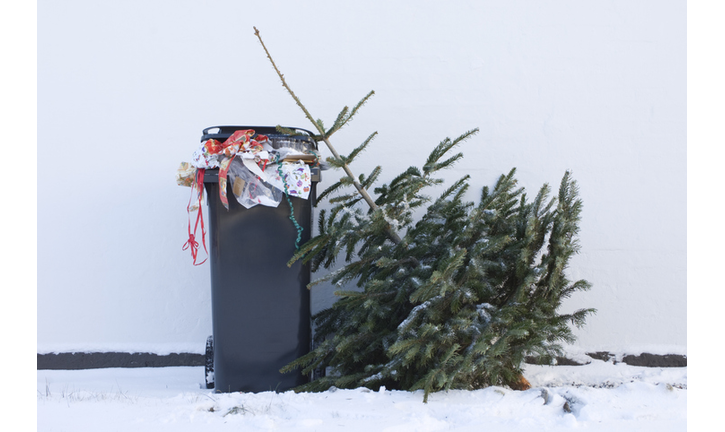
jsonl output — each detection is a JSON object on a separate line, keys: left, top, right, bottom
{"left": 254, "top": 26, "right": 402, "bottom": 244}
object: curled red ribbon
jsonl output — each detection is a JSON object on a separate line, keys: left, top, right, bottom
{"left": 183, "top": 130, "right": 271, "bottom": 264}
{"left": 182, "top": 168, "right": 208, "bottom": 265}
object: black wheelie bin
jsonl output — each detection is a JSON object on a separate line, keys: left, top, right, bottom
{"left": 200, "top": 125, "right": 320, "bottom": 393}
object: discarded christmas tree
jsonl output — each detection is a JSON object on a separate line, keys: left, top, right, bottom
{"left": 255, "top": 28, "right": 594, "bottom": 402}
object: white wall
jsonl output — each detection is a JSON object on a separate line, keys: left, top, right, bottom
{"left": 37, "top": 0, "right": 686, "bottom": 355}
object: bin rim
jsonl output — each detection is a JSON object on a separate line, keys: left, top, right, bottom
{"left": 201, "top": 125, "right": 318, "bottom": 148}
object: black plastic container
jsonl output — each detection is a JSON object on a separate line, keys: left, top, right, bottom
{"left": 201, "top": 125, "right": 319, "bottom": 393}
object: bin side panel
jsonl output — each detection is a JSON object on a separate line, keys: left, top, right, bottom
{"left": 205, "top": 179, "right": 312, "bottom": 393}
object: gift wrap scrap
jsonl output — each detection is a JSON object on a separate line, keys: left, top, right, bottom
{"left": 176, "top": 129, "right": 317, "bottom": 265}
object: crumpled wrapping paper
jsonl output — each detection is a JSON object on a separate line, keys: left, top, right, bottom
{"left": 178, "top": 129, "right": 313, "bottom": 209}
{"left": 178, "top": 129, "right": 316, "bottom": 264}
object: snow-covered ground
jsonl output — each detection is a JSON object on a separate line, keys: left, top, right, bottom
{"left": 37, "top": 360, "right": 687, "bottom": 431}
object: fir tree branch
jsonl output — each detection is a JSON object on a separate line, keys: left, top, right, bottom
{"left": 254, "top": 26, "right": 401, "bottom": 244}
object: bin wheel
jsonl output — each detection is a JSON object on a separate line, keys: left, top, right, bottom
{"left": 205, "top": 336, "right": 214, "bottom": 389}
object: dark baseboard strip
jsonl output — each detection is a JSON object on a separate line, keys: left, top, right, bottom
{"left": 620, "top": 353, "right": 687, "bottom": 368}
{"left": 38, "top": 350, "right": 686, "bottom": 370}
{"left": 37, "top": 352, "right": 205, "bottom": 370}
{"left": 527, "top": 351, "right": 687, "bottom": 368}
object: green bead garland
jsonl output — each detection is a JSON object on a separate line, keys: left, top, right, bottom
{"left": 276, "top": 154, "right": 304, "bottom": 250}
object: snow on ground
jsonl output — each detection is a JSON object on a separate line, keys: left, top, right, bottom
{"left": 37, "top": 360, "right": 686, "bottom": 431}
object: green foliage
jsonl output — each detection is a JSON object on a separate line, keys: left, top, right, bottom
{"left": 283, "top": 128, "right": 594, "bottom": 402}
{"left": 325, "top": 91, "right": 376, "bottom": 138}
{"left": 253, "top": 26, "right": 593, "bottom": 402}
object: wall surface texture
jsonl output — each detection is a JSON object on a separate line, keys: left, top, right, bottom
{"left": 38, "top": 0, "right": 686, "bottom": 356}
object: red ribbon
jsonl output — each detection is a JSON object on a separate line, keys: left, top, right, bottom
{"left": 182, "top": 168, "right": 208, "bottom": 265}
{"left": 183, "top": 130, "right": 270, "bottom": 264}
{"left": 209, "top": 130, "right": 270, "bottom": 210}
{"left": 218, "top": 155, "right": 234, "bottom": 210}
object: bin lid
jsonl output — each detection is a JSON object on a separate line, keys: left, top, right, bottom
{"left": 198, "top": 125, "right": 324, "bottom": 184}
{"left": 201, "top": 126, "right": 318, "bottom": 152}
